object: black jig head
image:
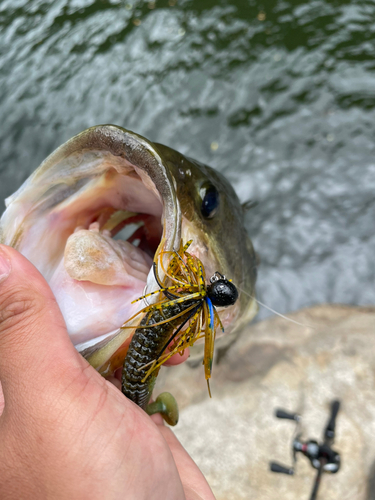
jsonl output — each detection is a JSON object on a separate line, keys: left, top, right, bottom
{"left": 207, "top": 272, "right": 238, "bottom": 307}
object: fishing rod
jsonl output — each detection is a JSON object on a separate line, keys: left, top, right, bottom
{"left": 269, "top": 400, "right": 341, "bottom": 500}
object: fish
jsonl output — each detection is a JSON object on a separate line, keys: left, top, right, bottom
{"left": 0, "top": 125, "right": 258, "bottom": 378}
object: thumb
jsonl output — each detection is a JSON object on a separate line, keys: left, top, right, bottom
{"left": 0, "top": 245, "right": 84, "bottom": 405}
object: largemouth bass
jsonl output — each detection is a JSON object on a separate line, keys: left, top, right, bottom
{"left": 0, "top": 125, "right": 258, "bottom": 380}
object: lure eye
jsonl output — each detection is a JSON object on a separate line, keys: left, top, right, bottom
{"left": 200, "top": 182, "right": 220, "bottom": 219}
{"left": 207, "top": 279, "right": 238, "bottom": 307}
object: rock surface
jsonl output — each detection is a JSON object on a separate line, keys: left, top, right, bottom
{"left": 156, "top": 305, "right": 375, "bottom": 500}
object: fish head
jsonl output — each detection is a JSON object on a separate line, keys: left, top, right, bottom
{"left": 0, "top": 125, "right": 257, "bottom": 374}
{"left": 153, "top": 143, "right": 258, "bottom": 336}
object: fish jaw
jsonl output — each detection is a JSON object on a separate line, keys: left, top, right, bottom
{"left": 0, "top": 125, "right": 258, "bottom": 374}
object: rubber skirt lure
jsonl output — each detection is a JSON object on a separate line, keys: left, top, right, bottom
{"left": 120, "top": 240, "right": 238, "bottom": 425}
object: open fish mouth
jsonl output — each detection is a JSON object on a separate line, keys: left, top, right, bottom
{"left": 1, "top": 126, "right": 182, "bottom": 345}
{"left": 0, "top": 125, "right": 258, "bottom": 374}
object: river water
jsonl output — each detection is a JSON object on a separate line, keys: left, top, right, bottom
{"left": 1, "top": 0, "right": 374, "bottom": 320}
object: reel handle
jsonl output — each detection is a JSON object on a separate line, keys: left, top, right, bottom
{"left": 325, "top": 400, "right": 340, "bottom": 442}
{"left": 270, "top": 462, "right": 294, "bottom": 475}
{"left": 275, "top": 409, "right": 300, "bottom": 421}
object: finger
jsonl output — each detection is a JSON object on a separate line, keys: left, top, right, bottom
{"left": 107, "top": 375, "right": 121, "bottom": 391}
{"left": 0, "top": 382, "right": 4, "bottom": 416}
{"left": 157, "top": 425, "right": 215, "bottom": 500}
{"left": 0, "top": 245, "right": 85, "bottom": 402}
{"left": 164, "top": 347, "right": 190, "bottom": 366}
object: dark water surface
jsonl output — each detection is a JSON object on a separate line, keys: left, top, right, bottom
{"left": 1, "top": 0, "right": 374, "bottom": 320}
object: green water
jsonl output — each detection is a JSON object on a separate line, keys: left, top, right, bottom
{"left": 1, "top": 0, "right": 374, "bottom": 317}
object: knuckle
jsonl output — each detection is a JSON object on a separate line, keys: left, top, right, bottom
{"left": 0, "top": 286, "right": 44, "bottom": 335}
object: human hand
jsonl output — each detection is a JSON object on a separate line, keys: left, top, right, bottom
{"left": 0, "top": 245, "right": 215, "bottom": 500}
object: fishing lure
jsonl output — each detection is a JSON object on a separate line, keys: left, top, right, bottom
{"left": 121, "top": 239, "right": 238, "bottom": 425}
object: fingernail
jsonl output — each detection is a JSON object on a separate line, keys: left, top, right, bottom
{"left": 0, "top": 247, "right": 11, "bottom": 283}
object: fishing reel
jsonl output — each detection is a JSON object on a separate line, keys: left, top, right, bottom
{"left": 269, "top": 400, "right": 341, "bottom": 500}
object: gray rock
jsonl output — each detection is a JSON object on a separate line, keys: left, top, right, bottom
{"left": 157, "top": 305, "right": 375, "bottom": 500}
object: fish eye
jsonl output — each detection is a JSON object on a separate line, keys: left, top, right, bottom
{"left": 200, "top": 182, "right": 220, "bottom": 219}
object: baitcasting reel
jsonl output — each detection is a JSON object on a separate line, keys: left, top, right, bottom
{"left": 269, "top": 400, "right": 341, "bottom": 500}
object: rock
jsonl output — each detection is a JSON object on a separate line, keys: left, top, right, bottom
{"left": 156, "top": 305, "right": 375, "bottom": 500}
